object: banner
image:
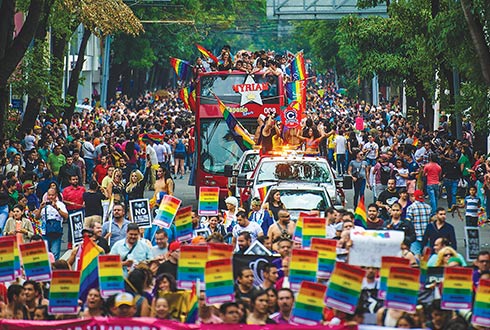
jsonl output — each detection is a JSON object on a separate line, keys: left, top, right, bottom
{"left": 19, "top": 241, "right": 52, "bottom": 281}
{"left": 177, "top": 245, "right": 208, "bottom": 290}
{"left": 0, "top": 236, "right": 16, "bottom": 282}
{"left": 129, "top": 198, "right": 152, "bottom": 228}
{"left": 98, "top": 255, "right": 125, "bottom": 298}
{"left": 310, "top": 238, "right": 337, "bottom": 279}
{"left": 208, "top": 243, "right": 234, "bottom": 261}
{"left": 378, "top": 256, "right": 410, "bottom": 300}
{"left": 326, "top": 262, "right": 365, "bottom": 314}
{"left": 441, "top": 267, "right": 473, "bottom": 310}
{"left": 291, "top": 281, "right": 327, "bottom": 325}
{"left": 69, "top": 210, "right": 85, "bottom": 246}
{"left": 153, "top": 195, "right": 182, "bottom": 229}
{"left": 205, "top": 258, "right": 234, "bottom": 304}
{"left": 49, "top": 270, "right": 81, "bottom": 314}
{"left": 385, "top": 266, "right": 420, "bottom": 313}
{"left": 198, "top": 187, "right": 220, "bottom": 216}
{"left": 175, "top": 206, "right": 193, "bottom": 242}
{"left": 302, "top": 217, "right": 326, "bottom": 248}
{"left": 472, "top": 278, "right": 490, "bottom": 327}
{"left": 349, "top": 230, "right": 405, "bottom": 267}
{"left": 289, "top": 249, "right": 318, "bottom": 291}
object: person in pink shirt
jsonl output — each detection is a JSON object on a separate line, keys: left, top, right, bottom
{"left": 423, "top": 154, "right": 442, "bottom": 215}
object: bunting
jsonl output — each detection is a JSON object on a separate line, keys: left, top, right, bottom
{"left": 170, "top": 57, "right": 191, "bottom": 81}
{"left": 354, "top": 195, "right": 367, "bottom": 229}
{"left": 195, "top": 43, "right": 219, "bottom": 64}
{"left": 214, "top": 94, "right": 255, "bottom": 151}
{"left": 78, "top": 235, "right": 104, "bottom": 302}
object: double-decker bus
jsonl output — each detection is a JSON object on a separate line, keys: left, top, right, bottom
{"left": 194, "top": 71, "right": 285, "bottom": 205}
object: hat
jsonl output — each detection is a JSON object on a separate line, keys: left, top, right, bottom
{"left": 191, "top": 236, "right": 206, "bottom": 245}
{"left": 23, "top": 183, "right": 35, "bottom": 190}
{"left": 224, "top": 196, "right": 238, "bottom": 207}
{"left": 169, "top": 241, "right": 182, "bottom": 252}
{"left": 413, "top": 190, "right": 424, "bottom": 202}
{"left": 114, "top": 292, "right": 134, "bottom": 308}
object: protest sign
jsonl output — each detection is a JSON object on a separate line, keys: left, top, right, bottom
{"left": 208, "top": 243, "right": 234, "bottom": 261}
{"left": 49, "top": 270, "right": 80, "bottom": 314}
{"left": 153, "top": 195, "right": 181, "bottom": 229}
{"left": 419, "top": 247, "right": 431, "bottom": 286}
{"left": 98, "top": 255, "right": 125, "bottom": 298}
{"left": 174, "top": 206, "right": 193, "bottom": 242}
{"left": 291, "top": 281, "right": 327, "bottom": 325}
{"left": 0, "top": 236, "right": 16, "bottom": 282}
{"left": 349, "top": 230, "right": 405, "bottom": 267}
{"left": 292, "top": 212, "right": 312, "bottom": 246}
{"left": 289, "top": 249, "right": 318, "bottom": 291}
{"left": 129, "top": 199, "right": 152, "bottom": 228}
{"left": 310, "top": 238, "right": 337, "bottom": 279}
{"left": 205, "top": 258, "right": 234, "bottom": 304}
{"left": 19, "top": 241, "right": 51, "bottom": 281}
{"left": 441, "top": 267, "right": 473, "bottom": 310}
{"left": 326, "top": 262, "right": 365, "bottom": 314}
{"left": 472, "top": 278, "right": 490, "bottom": 327}
{"left": 385, "top": 266, "right": 420, "bottom": 313}
{"left": 177, "top": 245, "right": 208, "bottom": 290}
{"left": 69, "top": 210, "right": 85, "bottom": 246}
{"left": 302, "top": 217, "right": 326, "bottom": 248}
{"left": 198, "top": 187, "right": 219, "bottom": 216}
{"left": 465, "top": 227, "right": 480, "bottom": 261}
{"left": 378, "top": 256, "right": 410, "bottom": 300}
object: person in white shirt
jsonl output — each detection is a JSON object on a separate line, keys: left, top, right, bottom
{"left": 334, "top": 131, "right": 348, "bottom": 176}
{"left": 232, "top": 211, "right": 263, "bottom": 251}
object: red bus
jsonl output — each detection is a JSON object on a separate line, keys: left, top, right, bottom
{"left": 194, "top": 71, "right": 285, "bottom": 205}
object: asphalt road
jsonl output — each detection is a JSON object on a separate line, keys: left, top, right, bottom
{"left": 61, "top": 171, "right": 490, "bottom": 262}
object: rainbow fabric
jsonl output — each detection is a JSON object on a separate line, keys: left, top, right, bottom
{"left": 285, "top": 80, "right": 307, "bottom": 112}
{"left": 354, "top": 195, "right": 367, "bottom": 228}
{"left": 257, "top": 186, "right": 268, "bottom": 202}
{"left": 78, "top": 235, "right": 103, "bottom": 302}
{"left": 189, "top": 88, "right": 197, "bottom": 111}
{"left": 170, "top": 57, "right": 191, "bottom": 80}
{"left": 185, "top": 283, "right": 199, "bottom": 323}
{"left": 215, "top": 95, "right": 255, "bottom": 151}
{"left": 179, "top": 87, "right": 190, "bottom": 110}
{"left": 290, "top": 52, "right": 307, "bottom": 81}
{"left": 195, "top": 43, "right": 219, "bottom": 64}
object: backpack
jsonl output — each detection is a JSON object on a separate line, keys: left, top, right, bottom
{"left": 379, "top": 163, "right": 392, "bottom": 185}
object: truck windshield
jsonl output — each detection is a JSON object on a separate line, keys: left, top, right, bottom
{"left": 257, "top": 161, "right": 332, "bottom": 184}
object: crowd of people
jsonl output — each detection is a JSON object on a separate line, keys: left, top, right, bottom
{"left": 0, "top": 46, "right": 489, "bottom": 329}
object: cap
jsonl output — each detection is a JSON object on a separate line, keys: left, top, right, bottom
{"left": 191, "top": 236, "right": 206, "bottom": 245}
{"left": 23, "top": 183, "right": 35, "bottom": 190}
{"left": 413, "top": 190, "right": 424, "bottom": 202}
{"left": 169, "top": 241, "right": 182, "bottom": 252}
{"left": 224, "top": 196, "right": 238, "bottom": 207}
{"left": 114, "top": 292, "right": 134, "bottom": 307}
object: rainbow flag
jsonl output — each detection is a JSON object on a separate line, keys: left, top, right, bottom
{"left": 185, "top": 283, "right": 199, "bottom": 323}
{"left": 285, "top": 80, "right": 306, "bottom": 112}
{"left": 195, "top": 43, "right": 219, "bottom": 64}
{"left": 290, "top": 52, "right": 307, "bottom": 81}
{"left": 78, "top": 235, "right": 104, "bottom": 302}
{"left": 170, "top": 57, "right": 191, "bottom": 80}
{"left": 354, "top": 195, "right": 367, "bottom": 228}
{"left": 189, "top": 88, "right": 197, "bottom": 111}
{"left": 257, "top": 186, "right": 268, "bottom": 201}
{"left": 215, "top": 95, "right": 255, "bottom": 151}
{"left": 179, "top": 87, "right": 190, "bottom": 110}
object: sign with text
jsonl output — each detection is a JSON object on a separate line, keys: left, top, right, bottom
{"left": 472, "top": 278, "right": 490, "bottom": 327}
{"left": 441, "top": 267, "right": 473, "bottom": 310}
{"left": 326, "top": 262, "right": 365, "bottom": 314}
{"left": 98, "top": 255, "right": 125, "bottom": 298}
{"left": 465, "top": 226, "right": 480, "bottom": 261}
{"left": 289, "top": 249, "right": 318, "bottom": 291}
{"left": 19, "top": 241, "right": 52, "bottom": 281}
{"left": 385, "top": 267, "right": 420, "bottom": 313}
{"left": 198, "top": 187, "right": 219, "bottom": 216}
{"left": 174, "top": 206, "right": 193, "bottom": 242}
{"left": 69, "top": 210, "right": 85, "bottom": 246}
{"left": 129, "top": 199, "right": 152, "bottom": 228}
{"left": 291, "top": 281, "right": 327, "bottom": 325}
{"left": 205, "top": 258, "right": 234, "bottom": 304}
{"left": 153, "top": 195, "right": 181, "bottom": 229}
{"left": 177, "top": 245, "right": 208, "bottom": 290}
{"left": 349, "top": 230, "right": 405, "bottom": 267}
{"left": 0, "top": 236, "right": 16, "bottom": 282}
{"left": 48, "top": 270, "right": 80, "bottom": 314}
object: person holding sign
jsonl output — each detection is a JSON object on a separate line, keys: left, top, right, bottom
{"left": 62, "top": 174, "right": 86, "bottom": 249}
{"left": 39, "top": 188, "right": 68, "bottom": 260}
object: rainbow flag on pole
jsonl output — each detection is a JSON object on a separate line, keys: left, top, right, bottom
{"left": 354, "top": 195, "right": 367, "bottom": 228}
{"left": 170, "top": 57, "right": 191, "bottom": 80}
{"left": 195, "top": 43, "right": 219, "bottom": 64}
{"left": 290, "top": 52, "right": 307, "bottom": 81}
{"left": 78, "top": 235, "right": 104, "bottom": 302}
{"left": 179, "top": 87, "right": 191, "bottom": 110}
{"left": 285, "top": 80, "right": 307, "bottom": 112}
{"left": 185, "top": 283, "right": 199, "bottom": 323}
{"left": 215, "top": 95, "right": 255, "bottom": 151}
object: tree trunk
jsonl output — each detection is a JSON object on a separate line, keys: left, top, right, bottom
{"left": 47, "top": 31, "right": 69, "bottom": 115}
{"left": 18, "top": 0, "right": 54, "bottom": 139}
{"left": 0, "top": 0, "right": 44, "bottom": 138}
{"left": 63, "top": 27, "right": 91, "bottom": 122}
{"left": 461, "top": 0, "right": 490, "bottom": 87}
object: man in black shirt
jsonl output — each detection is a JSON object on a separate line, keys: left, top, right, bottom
{"left": 376, "top": 178, "right": 399, "bottom": 224}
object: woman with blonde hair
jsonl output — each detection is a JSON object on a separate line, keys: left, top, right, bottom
{"left": 126, "top": 162, "right": 150, "bottom": 201}
{"left": 434, "top": 246, "right": 461, "bottom": 267}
